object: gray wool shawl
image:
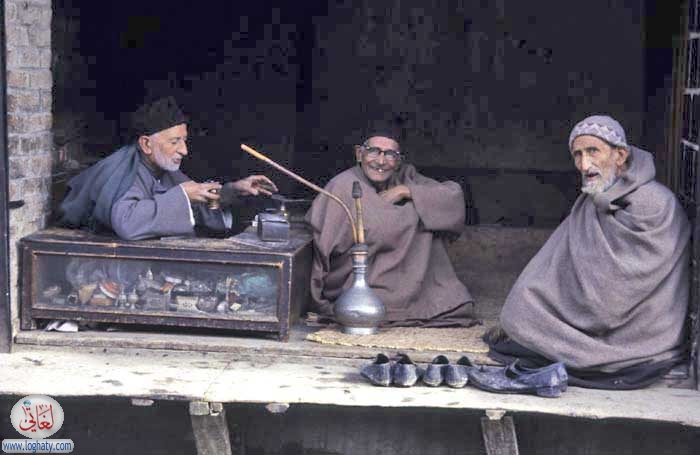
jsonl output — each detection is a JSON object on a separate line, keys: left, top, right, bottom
{"left": 306, "top": 164, "right": 474, "bottom": 325}
{"left": 500, "top": 147, "right": 690, "bottom": 372}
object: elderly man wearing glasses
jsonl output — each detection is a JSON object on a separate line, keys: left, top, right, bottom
{"left": 305, "top": 133, "right": 477, "bottom": 328}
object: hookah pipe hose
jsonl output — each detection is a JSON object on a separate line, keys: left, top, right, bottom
{"left": 240, "top": 144, "right": 359, "bottom": 244}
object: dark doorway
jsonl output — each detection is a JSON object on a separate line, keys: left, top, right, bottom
{"left": 53, "top": 1, "right": 677, "bottom": 229}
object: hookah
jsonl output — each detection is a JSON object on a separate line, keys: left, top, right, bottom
{"left": 240, "top": 144, "right": 386, "bottom": 334}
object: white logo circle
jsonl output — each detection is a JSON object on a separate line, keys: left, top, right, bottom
{"left": 10, "top": 395, "right": 65, "bottom": 439}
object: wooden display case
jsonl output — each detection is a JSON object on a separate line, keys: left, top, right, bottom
{"left": 19, "top": 228, "right": 312, "bottom": 341}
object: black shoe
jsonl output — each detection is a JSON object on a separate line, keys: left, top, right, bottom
{"left": 423, "top": 355, "right": 450, "bottom": 387}
{"left": 509, "top": 360, "right": 568, "bottom": 392}
{"left": 467, "top": 361, "right": 567, "bottom": 397}
{"left": 360, "top": 353, "right": 392, "bottom": 386}
{"left": 444, "top": 355, "right": 478, "bottom": 388}
{"left": 391, "top": 353, "right": 423, "bottom": 387}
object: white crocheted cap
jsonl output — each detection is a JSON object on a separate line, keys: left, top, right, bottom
{"left": 568, "top": 115, "right": 628, "bottom": 150}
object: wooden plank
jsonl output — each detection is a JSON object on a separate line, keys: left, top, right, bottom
{"left": 9, "top": 329, "right": 691, "bottom": 384}
{"left": 22, "top": 227, "right": 311, "bottom": 257}
{"left": 481, "top": 412, "right": 519, "bottom": 455}
{"left": 189, "top": 402, "right": 234, "bottom": 455}
{"left": 13, "top": 326, "right": 496, "bottom": 365}
{"left": 2, "top": 345, "right": 700, "bottom": 427}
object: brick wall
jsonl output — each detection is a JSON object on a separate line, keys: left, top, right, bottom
{"left": 5, "top": 0, "right": 53, "bottom": 337}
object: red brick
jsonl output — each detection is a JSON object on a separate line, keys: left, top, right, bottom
{"left": 17, "top": 3, "right": 50, "bottom": 27}
{"left": 22, "top": 194, "right": 51, "bottom": 217}
{"left": 6, "top": 47, "right": 41, "bottom": 68}
{"left": 41, "top": 176, "right": 53, "bottom": 194}
{"left": 9, "top": 209, "right": 22, "bottom": 227}
{"left": 8, "top": 157, "right": 26, "bottom": 179}
{"left": 5, "top": 24, "right": 30, "bottom": 46}
{"left": 29, "top": 24, "right": 51, "bottom": 47}
{"left": 30, "top": 70, "right": 52, "bottom": 89}
{"left": 5, "top": 48, "right": 18, "bottom": 68}
{"left": 7, "top": 114, "right": 23, "bottom": 132}
{"left": 39, "top": 91, "right": 52, "bottom": 111}
{"left": 7, "top": 91, "right": 41, "bottom": 112}
{"left": 38, "top": 48, "right": 51, "bottom": 68}
{"left": 7, "top": 113, "right": 52, "bottom": 134}
{"left": 21, "top": 133, "right": 53, "bottom": 155}
{"left": 8, "top": 180, "right": 22, "bottom": 201}
{"left": 6, "top": 70, "right": 30, "bottom": 89}
{"left": 21, "top": 178, "right": 44, "bottom": 197}
{"left": 28, "top": 155, "right": 53, "bottom": 178}
{"left": 7, "top": 136, "right": 21, "bottom": 154}
{"left": 5, "top": 2, "right": 18, "bottom": 22}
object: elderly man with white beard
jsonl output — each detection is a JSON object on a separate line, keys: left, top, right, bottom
{"left": 59, "top": 97, "right": 278, "bottom": 240}
{"left": 488, "top": 115, "right": 691, "bottom": 389}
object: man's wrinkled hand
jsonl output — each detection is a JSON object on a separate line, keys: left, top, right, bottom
{"left": 181, "top": 181, "right": 222, "bottom": 204}
{"left": 378, "top": 185, "right": 411, "bottom": 204}
{"left": 229, "top": 175, "right": 279, "bottom": 196}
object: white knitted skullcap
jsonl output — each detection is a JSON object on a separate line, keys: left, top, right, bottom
{"left": 568, "top": 115, "right": 628, "bottom": 149}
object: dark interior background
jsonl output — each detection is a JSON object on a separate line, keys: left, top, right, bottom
{"left": 52, "top": 0, "right": 683, "bottom": 229}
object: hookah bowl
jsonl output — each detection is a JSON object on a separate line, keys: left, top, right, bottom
{"left": 333, "top": 243, "right": 386, "bottom": 334}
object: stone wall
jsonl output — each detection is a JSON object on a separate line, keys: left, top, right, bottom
{"left": 4, "top": 0, "right": 53, "bottom": 337}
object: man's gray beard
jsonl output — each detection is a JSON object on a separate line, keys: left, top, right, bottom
{"left": 581, "top": 171, "right": 618, "bottom": 195}
{"left": 152, "top": 149, "right": 180, "bottom": 172}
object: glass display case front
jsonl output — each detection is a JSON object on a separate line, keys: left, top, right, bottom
{"left": 34, "top": 254, "right": 281, "bottom": 322}
{"left": 20, "top": 228, "right": 312, "bottom": 340}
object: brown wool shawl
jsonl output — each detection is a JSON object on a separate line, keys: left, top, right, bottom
{"left": 500, "top": 147, "right": 690, "bottom": 372}
{"left": 305, "top": 164, "right": 475, "bottom": 326}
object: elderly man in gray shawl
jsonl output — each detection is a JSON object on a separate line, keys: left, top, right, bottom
{"left": 306, "top": 133, "right": 477, "bottom": 328}
{"left": 489, "top": 115, "right": 690, "bottom": 389}
{"left": 59, "top": 97, "right": 278, "bottom": 240}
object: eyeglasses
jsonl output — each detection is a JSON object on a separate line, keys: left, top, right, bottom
{"left": 361, "top": 146, "right": 403, "bottom": 162}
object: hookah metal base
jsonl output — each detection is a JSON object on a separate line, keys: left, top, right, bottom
{"left": 341, "top": 326, "right": 379, "bottom": 335}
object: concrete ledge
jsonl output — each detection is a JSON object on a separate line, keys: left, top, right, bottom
{"left": 2, "top": 344, "right": 700, "bottom": 428}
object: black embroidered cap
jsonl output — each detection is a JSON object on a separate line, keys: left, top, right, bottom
{"left": 131, "top": 96, "right": 187, "bottom": 137}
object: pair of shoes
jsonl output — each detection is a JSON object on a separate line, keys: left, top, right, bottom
{"left": 423, "top": 355, "right": 478, "bottom": 388}
{"left": 467, "top": 360, "right": 568, "bottom": 398}
{"left": 361, "top": 354, "right": 568, "bottom": 397}
{"left": 361, "top": 353, "right": 424, "bottom": 387}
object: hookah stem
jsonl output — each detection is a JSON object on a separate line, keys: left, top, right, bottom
{"left": 240, "top": 144, "right": 359, "bottom": 244}
{"left": 352, "top": 183, "right": 366, "bottom": 244}
{"left": 354, "top": 198, "right": 365, "bottom": 244}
